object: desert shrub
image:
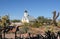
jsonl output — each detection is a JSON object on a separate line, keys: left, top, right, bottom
{"left": 19, "top": 26, "right": 29, "bottom": 34}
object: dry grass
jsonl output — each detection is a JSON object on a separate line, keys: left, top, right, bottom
{"left": 26, "top": 25, "right": 60, "bottom": 34}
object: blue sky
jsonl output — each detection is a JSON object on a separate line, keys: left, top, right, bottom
{"left": 0, "top": 0, "right": 60, "bottom": 20}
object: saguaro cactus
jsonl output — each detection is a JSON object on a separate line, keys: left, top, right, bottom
{"left": 53, "top": 11, "right": 59, "bottom": 26}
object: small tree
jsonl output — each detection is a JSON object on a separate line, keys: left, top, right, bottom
{"left": 1, "top": 15, "right": 10, "bottom": 39}
{"left": 1, "top": 15, "right": 10, "bottom": 27}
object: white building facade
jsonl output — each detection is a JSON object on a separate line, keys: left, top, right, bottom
{"left": 21, "top": 10, "right": 36, "bottom": 23}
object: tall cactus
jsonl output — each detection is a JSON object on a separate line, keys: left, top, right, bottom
{"left": 53, "top": 11, "right": 59, "bottom": 26}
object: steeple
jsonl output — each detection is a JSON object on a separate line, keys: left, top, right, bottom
{"left": 24, "top": 10, "right": 28, "bottom": 17}
{"left": 25, "top": 10, "right": 28, "bottom": 13}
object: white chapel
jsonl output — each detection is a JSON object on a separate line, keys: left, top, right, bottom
{"left": 21, "top": 10, "right": 36, "bottom": 23}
